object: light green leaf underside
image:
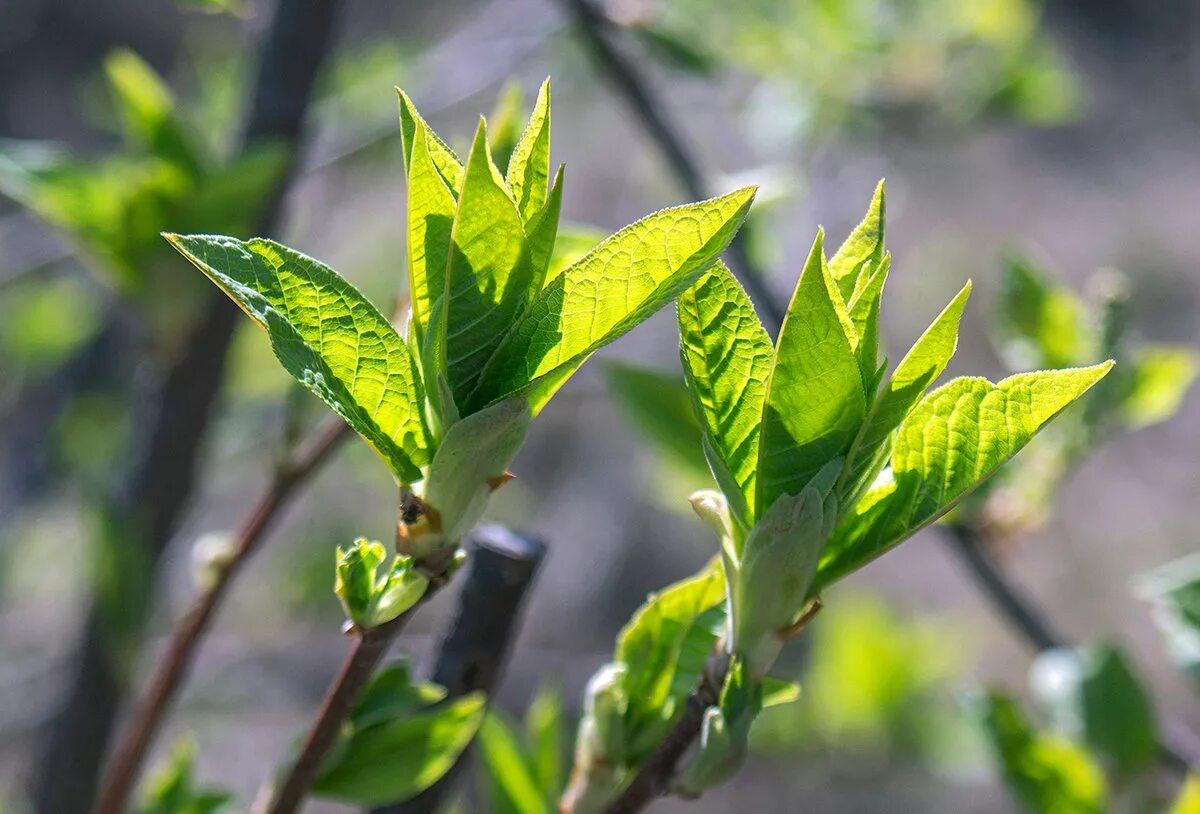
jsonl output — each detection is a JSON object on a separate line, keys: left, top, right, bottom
{"left": 828, "top": 179, "right": 885, "bottom": 303}
{"left": 506, "top": 78, "right": 551, "bottom": 222}
{"left": 443, "top": 120, "right": 535, "bottom": 410}
{"left": 678, "top": 262, "right": 772, "bottom": 528}
{"left": 469, "top": 186, "right": 757, "bottom": 415}
{"left": 406, "top": 122, "right": 456, "bottom": 340}
{"left": 814, "top": 363, "right": 1113, "bottom": 592}
{"left": 166, "top": 234, "right": 428, "bottom": 481}
{"left": 397, "top": 88, "right": 462, "bottom": 192}
{"left": 758, "top": 230, "right": 865, "bottom": 517}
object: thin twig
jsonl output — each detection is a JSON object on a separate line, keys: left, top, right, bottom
{"left": 555, "top": 0, "right": 784, "bottom": 334}
{"left": 942, "top": 523, "right": 1198, "bottom": 774}
{"left": 257, "top": 587, "right": 440, "bottom": 814}
{"left": 93, "top": 418, "right": 351, "bottom": 814}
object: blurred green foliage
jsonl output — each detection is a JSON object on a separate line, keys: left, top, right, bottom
{"left": 135, "top": 739, "right": 230, "bottom": 814}
{"left": 617, "top": 0, "right": 1082, "bottom": 149}
{"left": 477, "top": 684, "right": 568, "bottom": 814}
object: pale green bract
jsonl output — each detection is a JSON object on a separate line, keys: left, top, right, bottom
{"left": 165, "top": 234, "right": 430, "bottom": 482}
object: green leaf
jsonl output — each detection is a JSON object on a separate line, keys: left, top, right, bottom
{"left": 471, "top": 186, "right": 756, "bottom": 415}
{"left": 351, "top": 661, "right": 447, "bottom": 730}
{"left": 335, "top": 539, "right": 386, "bottom": 625}
{"left": 166, "top": 234, "right": 429, "bottom": 481}
{"left": 136, "top": 738, "right": 230, "bottom": 814}
{"left": 615, "top": 562, "right": 726, "bottom": 763}
{"left": 1120, "top": 344, "right": 1198, "bottom": 428}
{"left": 842, "top": 281, "right": 971, "bottom": 495}
{"left": 313, "top": 693, "right": 486, "bottom": 806}
{"left": 678, "top": 262, "right": 773, "bottom": 529}
{"left": 758, "top": 230, "right": 865, "bottom": 516}
{"left": 815, "top": 363, "right": 1113, "bottom": 592}
{"left": 847, "top": 253, "right": 890, "bottom": 384}
{"left": 411, "top": 397, "right": 532, "bottom": 556}
{"left": 603, "top": 361, "right": 709, "bottom": 487}
{"left": 405, "top": 119, "right": 457, "bottom": 344}
{"left": 505, "top": 78, "right": 551, "bottom": 222}
{"left": 998, "top": 256, "right": 1091, "bottom": 370}
{"left": 1169, "top": 775, "right": 1200, "bottom": 814}
{"left": 828, "top": 179, "right": 885, "bottom": 303}
{"left": 1077, "top": 644, "right": 1157, "bottom": 773}
{"left": 105, "top": 49, "right": 200, "bottom": 175}
{"left": 477, "top": 712, "right": 550, "bottom": 814}
{"left": 527, "top": 164, "right": 565, "bottom": 288}
{"left": 975, "top": 692, "right": 1107, "bottom": 814}
{"left": 526, "top": 683, "right": 566, "bottom": 801}
{"left": 731, "top": 486, "right": 834, "bottom": 671}
{"left": 441, "top": 120, "right": 536, "bottom": 410}
{"left": 397, "top": 88, "right": 462, "bottom": 191}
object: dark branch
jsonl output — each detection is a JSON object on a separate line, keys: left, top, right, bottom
{"left": 555, "top": 0, "right": 784, "bottom": 334}
{"left": 32, "top": 2, "right": 341, "bottom": 812}
{"left": 375, "top": 524, "right": 547, "bottom": 814}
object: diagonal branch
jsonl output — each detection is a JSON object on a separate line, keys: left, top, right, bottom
{"left": 94, "top": 417, "right": 352, "bottom": 814}
{"left": 554, "top": 0, "right": 783, "bottom": 334}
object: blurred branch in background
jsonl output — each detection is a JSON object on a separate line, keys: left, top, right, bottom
{"left": 376, "top": 525, "right": 547, "bottom": 814}
{"left": 94, "top": 416, "right": 351, "bottom": 814}
{"left": 555, "top": 0, "right": 784, "bottom": 333}
{"left": 30, "top": 1, "right": 343, "bottom": 811}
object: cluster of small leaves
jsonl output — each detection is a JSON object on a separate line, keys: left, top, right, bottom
{"left": 168, "top": 80, "right": 754, "bottom": 560}
{"left": 334, "top": 538, "right": 432, "bottom": 629}
{"left": 977, "top": 641, "right": 1198, "bottom": 814}
{"left": 575, "top": 181, "right": 1112, "bottom": 807}
{"left": 135, "top": 739, "right": 230, "bottom": 814}
{"left": 0, "top": 50, "right": 286, "bottom": 344}
{"left": 312, "top": 661, "right": 485, "bottom": 806}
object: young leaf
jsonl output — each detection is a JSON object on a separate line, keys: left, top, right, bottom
{"left": 477, "top": 712, "right": 550, "bottom": 814}
{"left": 975, "top": 692, "right": 1106, "bottom": 814}
{"left": 1076, "top": 644, "right": 1157, "bottom": 773}
{"left": 828, "top": 179, "right": 885, "bottom": 303}
{"left": 841, "top": 281, "right": 971, "bottom": 494}
{"left": 847, "top": 254, "right": 890, "bottom": 383}
{"left": 405, "top": 120, "right": 456, "bottom": 342}
{"left": 397, "top": 88, "right": 462, "bottom": 191}
{"left": 506, "top": 78, "right": 551, "bottom": 222}
{"left": 678, "top": 262, "right": 773, "bottom": 528}
{"left": 351, "top": 662, "right": 447, "bottom": 730}
{"left": 1120, "top": 344, "right": 1199, "bottom": 428}
{"left": 442, "top": 120, "right": 536, "bottom": 409}
{"left": 526, "top": 683, "right": 566, "bottom": 801}
{"left": 105, "top": 49, "right": 200, "bottom": 176}
{"left": 815, "top": 363, "right": 1113, "bottom": 592}
{"left": 312, "top": 693, "right": 486, "bottom": 806}
{"left": 470, "top": 186, "right": 757, "bottom": 415}
{"left": 998, "top": 256, "right": 1091, "bottom": 370}
{"left": 166, "top": 235, "right": 429, "bottom": 481}
{"left": 527, "top": 165, "right": 565, "bottom": 288}
{"left": 758, "top": 231, "right": 864, "bottom": 516}
{"left": 615, "top": 562, "right": 726, "bottom": 762}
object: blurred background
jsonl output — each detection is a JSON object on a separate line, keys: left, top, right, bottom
{"left": 1, "top": 0, "right": 1199, "bottom": 811}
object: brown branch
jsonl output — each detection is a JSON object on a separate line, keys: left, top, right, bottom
{"left": 93, "top": 417, "right": 351, "bottom": 814}
{"left": 257, "top": 585, "right": 441, "bottom": 814}
{"left": 554, "top": 0, "right": 783, "bottom": 334}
